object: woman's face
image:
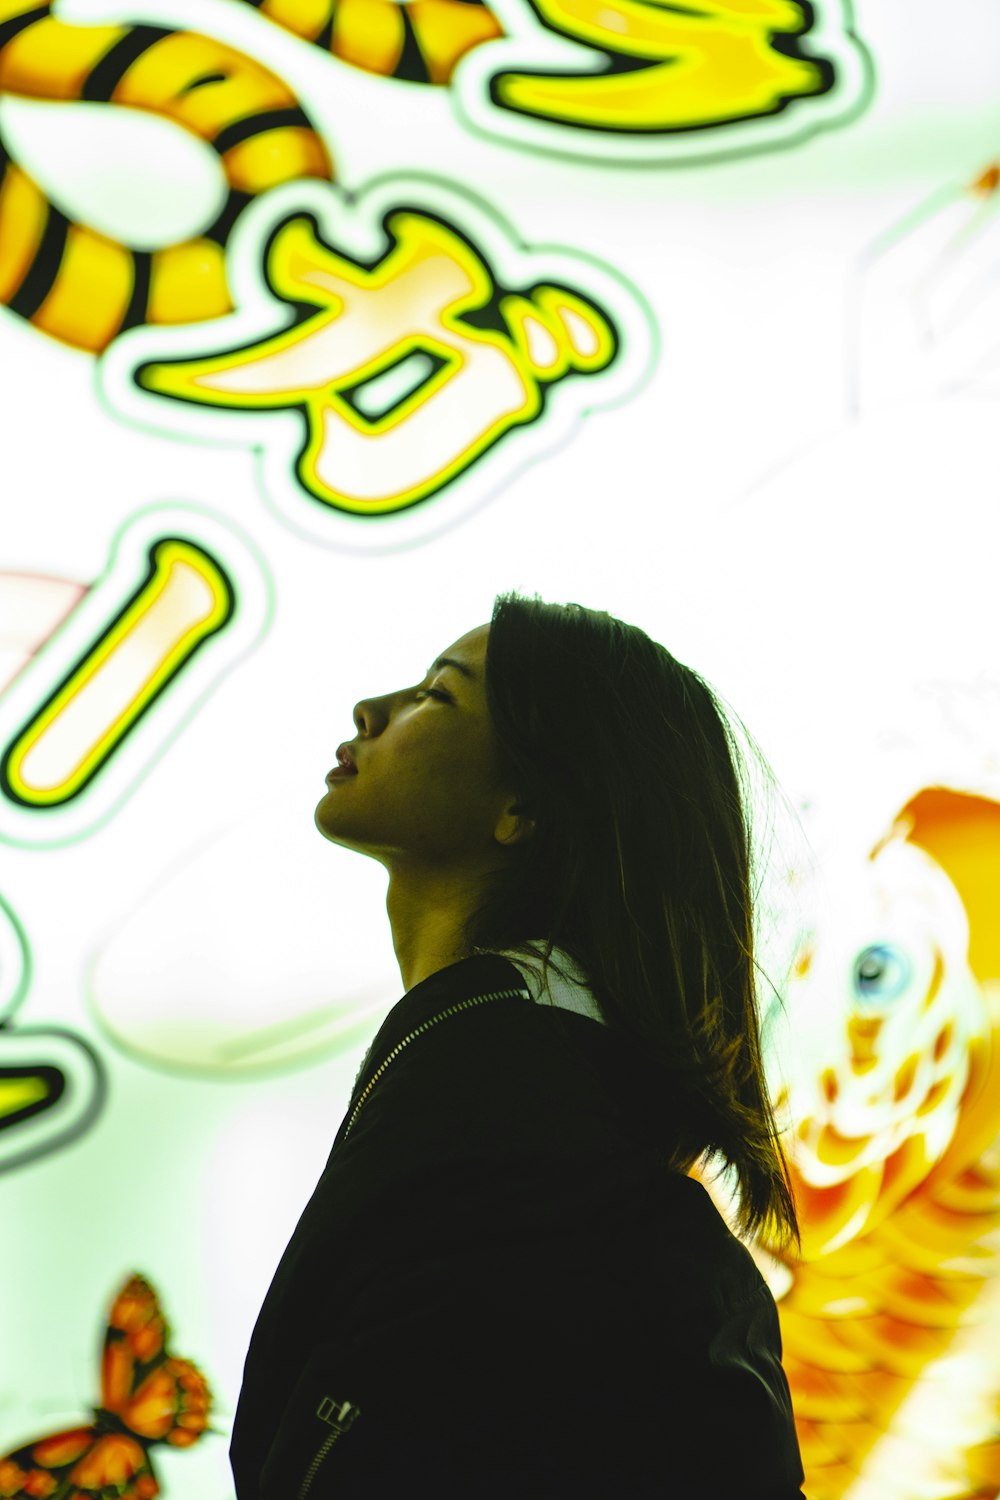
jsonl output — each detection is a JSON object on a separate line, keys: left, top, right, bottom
{"left": 314, "top": 623, "right": 528, "bottom": 871}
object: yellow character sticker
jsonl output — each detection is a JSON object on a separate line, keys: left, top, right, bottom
{"left": 451, "top": 0, "right": 873, "bottom": 162}
{"left": 100, "top": 177, "right": 653, "bottom": 549}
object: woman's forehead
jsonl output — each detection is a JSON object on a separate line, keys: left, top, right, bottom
{"left": 440, "top": 623, "right": 489, "bottom": 658}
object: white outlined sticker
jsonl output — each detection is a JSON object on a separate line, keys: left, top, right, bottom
{"left": 99, "top": 175, "right": 656, "bottom": 556}
{"left": 452, "top": 0, "right": 873, "bottom": 165}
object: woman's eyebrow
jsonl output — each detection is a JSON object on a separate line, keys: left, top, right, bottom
{"left": 427, "top": 655, "right": 477, "bottom": 681}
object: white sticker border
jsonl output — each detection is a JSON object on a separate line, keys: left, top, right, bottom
{"left": 451, "top": 0, "right": 874, "bottom": 166}
{"left": 98, "top": 173, "right": 658, "bottom": 557}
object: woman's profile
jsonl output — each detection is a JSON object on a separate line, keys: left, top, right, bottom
{"left": 229, "top": 590, "right": 808, "bottom": 1498}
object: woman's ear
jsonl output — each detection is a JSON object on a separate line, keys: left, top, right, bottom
{"left": 494, "top": 800, "right": 535, "bottom": 847}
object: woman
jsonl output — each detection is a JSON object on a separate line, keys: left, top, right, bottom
{"left": 229, "top": 591, "right": 807, "bottom": 1499}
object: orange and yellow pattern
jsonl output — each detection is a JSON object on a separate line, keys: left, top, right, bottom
{"left": 0, "top": 1274, "right": 212, "bottom": 1499}
{"left": 702, "top": 786, "right": 1000, "bottom": 1500}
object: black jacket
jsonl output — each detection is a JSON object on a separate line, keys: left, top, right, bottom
{"left": 230, "top": 953, "right": 806, "bottom": 1499}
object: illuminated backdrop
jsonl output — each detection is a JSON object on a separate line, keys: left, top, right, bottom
{"left": 3, "top": 1, "right": 1000, "bottom": 1496}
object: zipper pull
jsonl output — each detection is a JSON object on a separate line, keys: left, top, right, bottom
{"left": 297, "top": 1397, "right": 362, "bottom": 1500}
{"left": 316, "top": 1395, "right": 361, "bottom": 1432}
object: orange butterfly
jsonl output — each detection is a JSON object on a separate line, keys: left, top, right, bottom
{"left": 0, "top": 1273, "right": 212, "bottom": 1499}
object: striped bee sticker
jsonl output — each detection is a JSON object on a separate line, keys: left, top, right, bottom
{"left": 0, "top": 2, "right": 332, "bottom": 353}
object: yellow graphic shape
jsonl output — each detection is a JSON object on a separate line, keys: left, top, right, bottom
{"left": 255, "top": 0, "right": 503, "bottom": 85}
{"left": 138, "top": 213, "right": 615, "bottom": 513}
{"left": 497, "top": 0, "right": 826, "bottom": 132}
{"left": 0, "top": 1074, "right": 50, "bottom": 1121}
{"left": 500, "top": 285, "right": 614, "bottom": 377}
{"left": 5, "top": 541, "right": 232, "bottom": 807}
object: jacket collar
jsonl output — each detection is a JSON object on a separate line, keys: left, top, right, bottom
{"left": 489, "top": 941, "right": 605, "bottom": 1024}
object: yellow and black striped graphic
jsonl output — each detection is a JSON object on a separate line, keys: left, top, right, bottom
{"left": 0, "top": 1, "right": 333, "bottom": 351}
{"left": 239, "top": 0, "right": 502, "bottom": 87}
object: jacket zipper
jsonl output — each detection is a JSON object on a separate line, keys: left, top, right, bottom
{"left": 296, "top": 985, "right": 530, "bottom": 1497}
{"left": 340, "top": 986, "right": 530, "bottom": 1144}
{"left": 297, "top": 1397, "right": 361, "bottom": 1500}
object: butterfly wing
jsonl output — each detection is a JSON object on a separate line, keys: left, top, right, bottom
{"left": 121, "top": 1354, "right": 211, "bottom": 1450}
{"left": 0, "top": 1423, "right": 159, "bottom": 1498}
{"left": 102, "top": 1273, "right": 213, "bottom": 1448}
{"left": 102, "top": 1274, "right": 168, "bottom": 1417}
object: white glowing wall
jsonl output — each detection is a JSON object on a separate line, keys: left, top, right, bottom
{"left": 3, "top": 2, "right": 1000, "bottom": 1496}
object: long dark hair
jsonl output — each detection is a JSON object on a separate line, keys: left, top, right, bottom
{"left": 462, "top": 590, "right": 802, "bottom": 1258}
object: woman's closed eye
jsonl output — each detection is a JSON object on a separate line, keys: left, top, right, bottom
{"left": 415, "top": 687, "right": 451, "bottom": 702}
